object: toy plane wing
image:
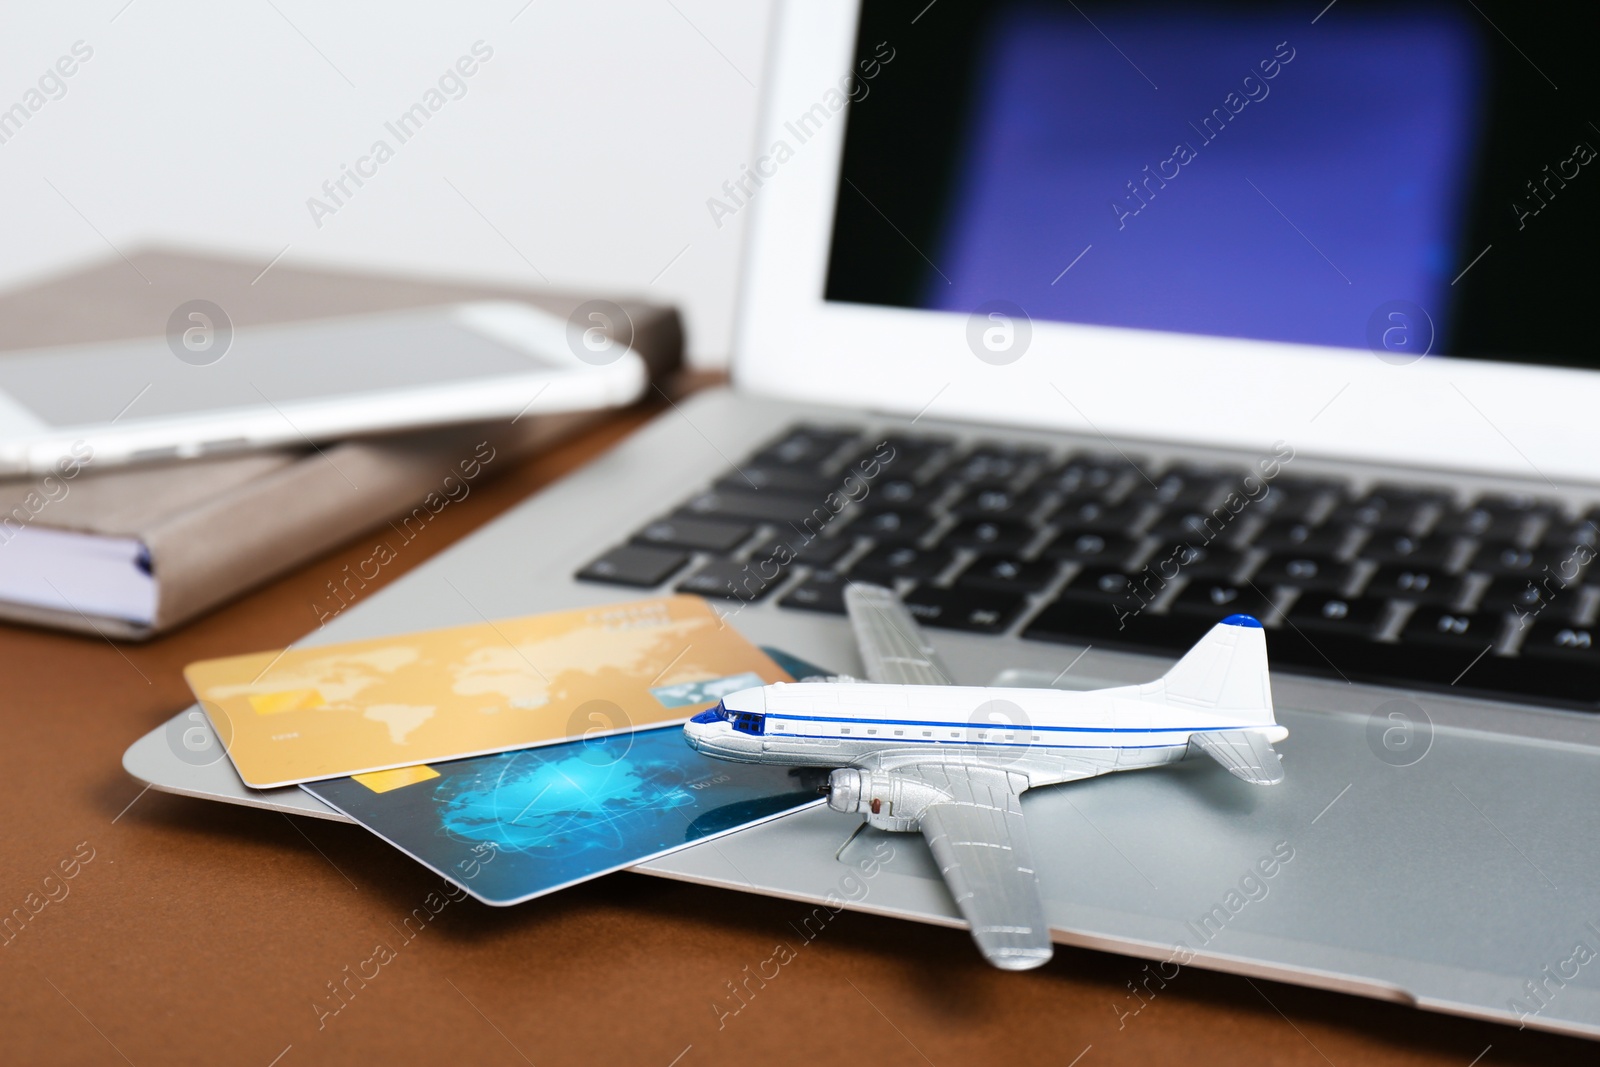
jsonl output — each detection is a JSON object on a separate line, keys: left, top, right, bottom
{"left": 902, "top": 763, "right": 1053, "bottom": 970}
{"left": 1187, "top": 729, "right": 1285, "bottom": 785}
{"left": 845, "top": 585, "right": 1051, "bottom": 967}
{"left": 845, "top": 583, "right": 953, "bottom": 685}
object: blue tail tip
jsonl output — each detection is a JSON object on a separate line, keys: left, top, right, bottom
{"left": 1220, "top": 613, "right": 1263, "bottom": 628}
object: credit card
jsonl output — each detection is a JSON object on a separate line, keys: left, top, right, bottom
{"left": 184, "top": 596, "right": 786, "bottom": 788}
{"left": 302, "top": 725, "right": 827, "bottom": 904}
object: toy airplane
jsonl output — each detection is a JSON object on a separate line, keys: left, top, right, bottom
{"left": 684, "top": 583, "right": 1286, "bottom": 971}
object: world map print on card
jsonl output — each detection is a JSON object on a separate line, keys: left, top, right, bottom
{"left": 184, "top": 596, "right": 787, "bottom": 788}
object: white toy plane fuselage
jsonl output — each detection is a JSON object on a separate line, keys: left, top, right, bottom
{"left": 684, "top": 586, "right": 1288, "bottom": 970}
{"left": 685, "top": 679, "right": 1285, "bottom": 826}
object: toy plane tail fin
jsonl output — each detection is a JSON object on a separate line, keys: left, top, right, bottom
{"left": 1149, "top": 614, "right": 1276, "bottom": 723}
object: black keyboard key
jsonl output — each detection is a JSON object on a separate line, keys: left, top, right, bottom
{"left": 778, "top": 570, "right": 848, "bottom": 614}
{"left": 957, "top": 555, "right": 1058, "bottom": 593}
{"left": 1039, "top": 454, "right": 1136, "bottom": 496}
{"left": 1145, "top": 508, "right": 1244, "bottom": 544}
{"left": 940, "top": 446, "right": 1047, "bottom": 488}
{"left": 1429, "top": 506, "right": 1491, "bottom": 539}
{"left": 1250, "top": 520, "right": 1348, "bottom": 556}
{"left": 1160, "top": 463, "right": 1236, "bottom": 483}
{"left": 675, "top": 560, "right": 780, "bottom": 601}
{"left": 1330, "top": 490, "right": 1438, "bottom": 531}
{"left": 1478, "top": 574, "right": 1575, "bottom": 619}
{"left": 1541, "top": 521, "right": 1600, "bottom": 555}
{"left": 1040, "top": 531, "right": 1139, "bottom": 566}
{"left": 948, "top": 486, "right": 1048, "bottom": 521}
{"left": 854, "top": 478, "right": 944, "bottom": 513}
{"left": 902, "top": 586, "right": 1025, "bottom": 634}
{"left": 1169, "top": 582, "right": 1282, "bottom": 619}
{"left": 1545, "top": 509, "right": 1600, "bottom": 547}
{"left": 1400, "top": 607, "right": 1505, "bottom": 649}
{"left": 1122, "top": 485, "right": 1222, "bottom": 513}
{"left": 632, "top": 516, "right": 753, "bottom": 554}
{"left": 949, "top": 488, "right": 1028, "bottom": 519}
{"left": 1051, "top": 499, "right": 1147, "bottom": 534}
{"left": 1357, "top": 532, "right": 1455, "bottom": 566}
{"left": 679, "top": 490, "right": 835, "bottom": 526}
{"left": 716, "top": 466, "right": 838, "bottom": 496}
{"left": 1252, "top": 554, "right": 1354, "bottom": 592}
{"left": 848, "top": 435, "right": 955, "bottom": 475}
{"left": 746, "top": 534, "right": 852, "bottom": 570}
{"left": 1024, "top": 598, "right": 1210, "bottom": 652}
{"left": 1365, "top": 483, "right": 1456, "bottom": 507}
{"left": 1466, "top": 493, "right": 1560, "bottom": 526}
{"left": 1542, "top": 545, "right": 1593, "bottom": 586}
{"left": 1142, "top": 542, "right": 1245, "bottom": 581}
{"left": 1434, "top": 505, "right": 1535, "bottom": 541}
{"left": 1045, "top": 484, "right": 1125, "bottom": 511}
{"left": 1121, "top": 466, "right": 1228, "bottom": 509}
{"left": 577, "top": 545, "right": 690, "bottom": 588}
{"left": 1519, "top": 620, "right": 1600, "bottom": 663}
{"left": 1543, "top": 543, "right": 1599, "bottom": 585}
{"left": 1476, "top": 493, "right": 1561, "bottom": 514}
{"left": 851, "top": 544, "right": 953, "bottom": 582}
{"left": 1285, "top": 594, "right": 1388, "bottom": 638}
{"left": 1363, "top": 564, "right": 1464, "bottom": 605}
{"left": 1250, "top": 490, "right": 1321, "bottom": 525}
{"left": 1059, "top": 566, "right": 1175, "bottom": 623}
{"left": 1462, "top": 541, "right": 1564, "bottom": 578}
{"left": 1057, "top": 566, "right": 1146, "bottom": 604}
{"left": 1254, "top": 478, "right": 1344, "bottom": 523}
{"left": 1265, "top": 476, "right": 1349, "bottom": 497}
{"left": 938, "top": 518, "right": 1036, "bottom": 553}
{"left": 749, "top": 425, "right": 857, "bottom": 467}
{"left": 855, "top": 509, "right": 936, "bottom": 544}
{"left": 1325, "top": 499, "right": 1392, "bottom": 529}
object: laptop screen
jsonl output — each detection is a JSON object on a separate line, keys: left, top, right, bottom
{"left": 825, "top": 0, "right": 1597, "bottom": 368}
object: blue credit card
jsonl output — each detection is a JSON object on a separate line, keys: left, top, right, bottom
{"left": 301, "top": 649, "right": 830, "bottom": 904}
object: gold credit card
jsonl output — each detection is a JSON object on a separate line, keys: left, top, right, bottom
{"left": 184, "top": 596, "right": 786, "bottom": 788}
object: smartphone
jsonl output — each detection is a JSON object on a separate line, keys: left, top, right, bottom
{"left": 0, "top": 301, "right": 647, "bottom": 475}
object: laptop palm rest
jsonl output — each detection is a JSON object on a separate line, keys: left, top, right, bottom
{"left": 638, "top": 672, "right": 1600, "bottom": 1037}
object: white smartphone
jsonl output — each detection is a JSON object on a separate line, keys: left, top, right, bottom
{"left": 0, "top": 301, "right": 648, "bottom": 475}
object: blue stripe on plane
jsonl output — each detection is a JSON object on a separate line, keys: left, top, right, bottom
{"left": 813, "top": 736, "right": 1191, "bottom": 750}
{"left": 768, "top": 712, "right": 1253, "bottom": 734}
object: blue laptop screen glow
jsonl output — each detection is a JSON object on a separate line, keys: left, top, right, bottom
{"left": 921, "top": 9, "right": 1482, "bottom": 350}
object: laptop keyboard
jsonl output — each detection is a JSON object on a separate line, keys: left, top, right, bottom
{"left": 576, "top": 424, "right": 1600, "bottom": 711}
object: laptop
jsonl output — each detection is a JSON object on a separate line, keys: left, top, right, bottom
{"left": 128, "top": 0, "right": 1600, "bottom": 1038}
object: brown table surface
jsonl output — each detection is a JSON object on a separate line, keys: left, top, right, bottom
{"left": 0, "top": 266, "right": 1589, "bottom": 1067}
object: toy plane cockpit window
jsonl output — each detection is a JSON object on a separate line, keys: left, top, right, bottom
{"left": 731, "top": 712, "right": 765, "bottom": 736}
{"left": 689, "top": 704, "right": 725, "bottom": 725}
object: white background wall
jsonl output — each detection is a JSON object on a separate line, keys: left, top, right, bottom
{"left": 0, "top": 1, "right": 776, "bottom": 365}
